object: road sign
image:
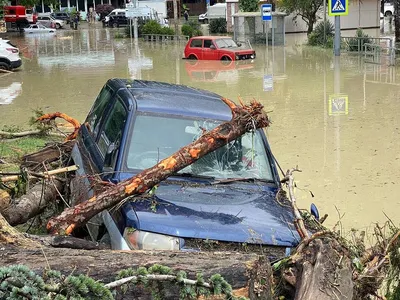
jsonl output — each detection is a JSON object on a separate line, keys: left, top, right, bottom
{"left": 126, "top": 6, "right": 151, "bottom": 18}
{"left": 328, "top": 94, "right": 348, "bottom": 115}
{"left": 261, "top": 4, "right": 272, "bottom": 21}
{"left": 263, "top": 75, "right": 273, "bottom": 91}
{"left": 328, "top": 0, "right": 348, "bottom": 16}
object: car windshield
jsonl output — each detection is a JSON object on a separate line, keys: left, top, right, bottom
{"left": 124, "top": 113, "right": 274, "bottom": 180}
{"left": 215, "top": 38, "right": 238, "bottom": 48}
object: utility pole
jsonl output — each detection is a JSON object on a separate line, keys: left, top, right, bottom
{"left": 173, "top": 0, "right": 178, "bottom": 36}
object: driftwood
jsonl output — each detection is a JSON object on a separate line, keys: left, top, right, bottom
{"left": 21, "top": 140, "right": 75, "bottom": 169}
{"left": 0, "top": 180, "right": 64, "bottom": 226}
{"left": 45, "top": 98, "right": 270, "bottom": 235}
{"left": 0, "top": 165, "right": 78, "bottom": 182}
{"left": 1, "top": 245, "right": 272, "bottom": 299}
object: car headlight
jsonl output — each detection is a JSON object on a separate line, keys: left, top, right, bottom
{"left": 123, "top": 228, "right": 180, "bottom": 250}
{"left": 250, "top": 54, "right": 255, "bottom": 59}
{"left": 235, "top": 53, "right": 240, "bottom": 60}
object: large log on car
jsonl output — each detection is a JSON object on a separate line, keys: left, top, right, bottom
{"left": 46, "top": 98, "right": 271, "bottom": 235}
{"left": 1, "top": 245, "right": 273, "bottom": 299}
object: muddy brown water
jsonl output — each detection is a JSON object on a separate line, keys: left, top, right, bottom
{"left": 1, "top": 26, "right": 399, "bottom": 236}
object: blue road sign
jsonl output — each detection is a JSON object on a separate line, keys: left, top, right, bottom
{"left": 263, "top": 75, "right": 273, "bottom": 91}
{"left": 328, "top": 0, "right": 348, "bottom": 16}
{"left": 261, "top": 4, "right": 272, "bottom": 21}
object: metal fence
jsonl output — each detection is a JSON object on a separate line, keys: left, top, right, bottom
{"left": 340, "top": 36, "right": 396, "bottom": 66}
{"left": 141, "top": 34, "right": 189, "bottom": 42}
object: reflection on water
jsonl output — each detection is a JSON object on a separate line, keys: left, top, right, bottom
{"left": 1, "top": 28, "right": 400, "bottom": 234}
{"left": 0, "top": 82, "right": 22, "bottom": 105}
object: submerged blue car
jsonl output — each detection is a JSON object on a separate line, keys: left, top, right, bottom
{"left": 71, "top": 79, "right": 300, "bottom": 261}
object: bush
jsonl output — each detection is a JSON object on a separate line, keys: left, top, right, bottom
{"left": 181, "top": 23, "right": 202, "bottom": 37}
{"left": 345, "top": 28, "right": 372, "bottom": 52}
{"left": 181, "top": 20, "right": 202, "bottom": 37}
{"left": 160, "top": 26, "right": 175, "bottom": 35}
{"left": 209, "top": 18, "right": 227, "bottom": 34}
{"left": 308, "top": 20, "right": 334, "bottom": 47}
{"left": 124, "top": 19, "right": 150, "bottom": 37}
{"left": 142, "top": 20, "right": 163, "bottom": 34}
{"left": 239, "top": 0, "right": 259, "bottom": 12}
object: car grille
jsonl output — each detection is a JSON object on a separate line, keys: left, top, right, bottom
{"left": 237, "top": 53, "right": 256, "bottom": 60}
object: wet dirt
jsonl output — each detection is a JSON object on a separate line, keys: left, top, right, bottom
{"left": 1, "top": 25, "right": 399, "bottom": 234}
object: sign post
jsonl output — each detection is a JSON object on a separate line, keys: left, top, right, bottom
{"left": 261, "top": 4, "right": 272, "bottom": 47}
{"left": 328, "top": 0, "right": 348, "bottom": 56}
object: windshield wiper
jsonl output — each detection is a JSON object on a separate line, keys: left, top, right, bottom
{"left": 171, "top": 173, "right": 215, "bottom": 180}
{"left": 211, "top": 178, "right": 275, "bottom": 185}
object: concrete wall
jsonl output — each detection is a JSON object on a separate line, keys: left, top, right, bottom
{"left": 283, "top": 0, "right": 380, "bottom": 33}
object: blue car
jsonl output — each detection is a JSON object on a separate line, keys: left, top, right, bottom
{"left": 71, "top": 79, "right": 300, "bottom": 261}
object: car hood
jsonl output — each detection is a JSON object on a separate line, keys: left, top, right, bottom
{"left": 221, "top": 47, "right": 254, "bottom": 53}
{"left": 122, "top": 182, "right": 300, "bottom": 247}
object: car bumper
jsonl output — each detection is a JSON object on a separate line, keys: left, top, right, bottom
{"left": 11, "top": 59, "right": 22, "bottom": 69}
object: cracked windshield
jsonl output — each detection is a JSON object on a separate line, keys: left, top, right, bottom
{"left": 1, "top": 0, "right": 400, "bottom": 298}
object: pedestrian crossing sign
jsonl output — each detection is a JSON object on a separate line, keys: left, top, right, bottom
{"left": 328, "top": 0, "right": 348, "bottom": 16}
{"left": 328, "top": 94, "right": 349, "bottom": 115}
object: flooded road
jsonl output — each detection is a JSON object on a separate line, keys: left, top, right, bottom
{"left": 1, "top": 26, "right": 399, "bottom": 235}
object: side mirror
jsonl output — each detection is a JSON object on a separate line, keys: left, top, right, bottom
{"left": 237, "top": 42, "right": 242, "bottom": 47}
{"left": 210, "top": 45, "right": 216, "bottom": 50}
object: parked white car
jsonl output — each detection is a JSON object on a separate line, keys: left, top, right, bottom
{"left": 37, "top": 15, "right": 65, "bottom": 29}
{"left": 0, "top": 38, "right": 22, "bottom": 71}
{"left": 24, "top": 24, "right": 56, "bottom": 34}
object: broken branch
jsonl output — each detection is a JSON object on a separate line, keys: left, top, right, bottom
{"left": 37, "top": 112, "right": 81, "bottom": 141}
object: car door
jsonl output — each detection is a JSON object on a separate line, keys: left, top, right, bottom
{"left": 71, "top": 83, "right": 116, "bottom": 205}
{"left": 96, "top": 90, "right": 129, "bottom": 179}
{"left": 202, "top": 39, "right": 218, "bottom": 60}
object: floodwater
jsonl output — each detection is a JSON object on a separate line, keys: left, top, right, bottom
{"left": 1, "top": 25, "right": 399, "bottom": 237}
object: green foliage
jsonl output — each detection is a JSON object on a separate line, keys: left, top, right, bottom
{"left": 384, "top": 224, "right": 400, "bottom": 299}
{"left": 142, "top": 20, "right": 163, "bottom": 34}
{"left": 114, "top": 31, "right": 124, "bottom": 39}
{"left": 181, "top": 24, "right": 202, "bottom": 38}
{"left": 209, "top": 18, "right": 227, "bottom": 34}
{"left": 1, "top": 264, "right": 246, "bottom": 300}
{"left": 308, "top": 20, "right": 334, "bottom": 47}
{"left": 0, "top": 265, "right": 113, "bottom": 299}
{"left": 277, "top": 0, "right": 324, "bottom": 34}
{"left": 181, "top": 20, "right": 202, "bottom": 37}
{"left": 160, "top": 26, "right": 175, "bottom": 35}
{"left": 345, "top": 28, "right": 373, "bottom": 52}
{"left": 239, "top": 0, "right": 259, "bottom": 12}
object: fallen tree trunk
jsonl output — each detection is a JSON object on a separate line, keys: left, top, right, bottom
{"left": 1, "top": 245, "right": 272, "bottom": 299}
{"left": 46, "top": 99, "right": 270, "bottom": 235}
{"left": 1, "top": 179, "right": 64, "bottom": 226}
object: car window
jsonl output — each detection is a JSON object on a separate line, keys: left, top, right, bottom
{"left": 125, "top": 114, "right": 273, "bottom": 180}
{"left": 190, "top": 39, "right": 202, "bottom": 48}
{"left": 204, "top": 39, "right": 213, "bottom": 48}
{"left": 97, "top": 98, "right": 128, "bottom": 159}
{"left": 85, "top": 84, "right": 114, "bottom": 138}
{"left": 215, "top": 39, "right": 238, "bottom": 48}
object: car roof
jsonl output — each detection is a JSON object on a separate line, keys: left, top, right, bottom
{"left": 190, "top": 36, "right": 232, "bottom": 40}
{"left": 109, "top": 79, "right": 233, "bottom": 120}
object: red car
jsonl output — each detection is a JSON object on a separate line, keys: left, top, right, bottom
{"left": 184, "top": 36, "right": 256, "bottom": 61}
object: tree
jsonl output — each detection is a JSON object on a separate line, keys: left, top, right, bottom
{"left": 395, "top": 0, "right": 400, "bottom": 43}
{"left": 277, "top": 0, "right": 324, "bottom": 35}
{"left": 239, "top": 0, "right": 259, "bottom": 12}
